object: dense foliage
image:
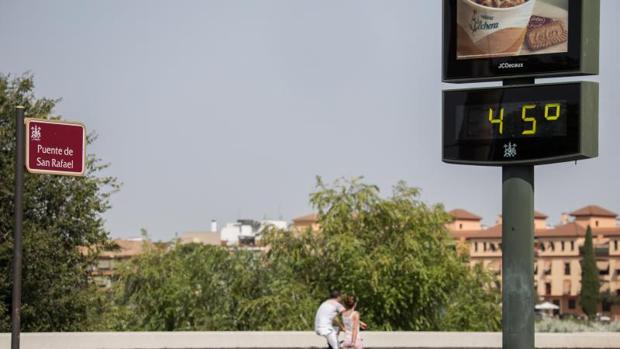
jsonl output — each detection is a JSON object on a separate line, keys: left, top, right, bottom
{"left": 0, "top": 74, "right": 119, "bottom": 331}
{"left": 106, "top": 178, "right": 501, "bottom": 331}
{"left": 580, "top": 226, "right": 600, "bottom": 318}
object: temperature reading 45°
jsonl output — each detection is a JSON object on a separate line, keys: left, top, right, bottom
{"left": 487, "top": 103, "right": 562, "bottom": 137}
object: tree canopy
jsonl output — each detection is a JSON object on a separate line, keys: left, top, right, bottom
{"left": 107, "top": 177, "right": 501, "bottom": 331}
{"left": 0, "top": 74, "right": 120, "bottom": 331}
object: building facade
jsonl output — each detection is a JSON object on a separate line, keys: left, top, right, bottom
{"left": 87, "top": 239, "right": 151, "bottom": 288}
{"left": 291, "top": 213, "right": 321, "bottom": 234}
{"left": 221, "top": 219, "right": 288, "bottom": 245}
{"left": 447, "top": 205, "right": 620, "bottom": 320}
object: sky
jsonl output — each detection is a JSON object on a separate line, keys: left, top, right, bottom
{"left": 1, "top": 0, "right": 619, "bottom": 241}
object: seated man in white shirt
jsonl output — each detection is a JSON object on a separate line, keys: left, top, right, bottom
{"left": 314, "top": 290, "right": 346, "bottom": 349}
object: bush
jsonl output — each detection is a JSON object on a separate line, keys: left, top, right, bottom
{"left": 536, "top": 317, "right": 620, "bottom": 332}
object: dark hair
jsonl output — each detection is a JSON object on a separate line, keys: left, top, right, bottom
{"left": 343, "top": 295, "right": 357, "bottom": 309}
{"left": 330, "top": 289, "right": 341, "bottom": 299}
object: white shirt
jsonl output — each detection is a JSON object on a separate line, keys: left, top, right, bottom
{"left": 314, "top": 299, "right": 345, "bottom": 331}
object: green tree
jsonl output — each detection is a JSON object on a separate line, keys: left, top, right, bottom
{"left": 0, "top": 74, "right": 120, "bottom": 331}
{"left": 106, "top": 242, "right": 264, "bottom": 330}
{"left": 579, "top": 225, "right": 599, "bottom": 318}
{"left": 108, "top": 177, "right": 500, "bottom": 331}
{"left": 263, "top": 177, "right": 501, "bottom": 331}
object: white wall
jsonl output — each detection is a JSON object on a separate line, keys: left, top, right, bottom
{"left": 2, "top": 332, "right": 620, "bottom": 349}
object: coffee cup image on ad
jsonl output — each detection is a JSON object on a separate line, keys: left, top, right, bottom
{"left": 456, "top": 0, "right": 569, "bottom": 60}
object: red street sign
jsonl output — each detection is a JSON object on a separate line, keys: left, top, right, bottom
{"left": 25, "top": 118, "right": 86, "bottom": 176}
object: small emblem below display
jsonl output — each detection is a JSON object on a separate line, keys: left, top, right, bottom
{"left": 504, "top": 142, "right": 517, "bottom": 158}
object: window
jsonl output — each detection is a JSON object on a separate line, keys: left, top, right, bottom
{"left": 490, "top": 244, "right": 496, "bottom": 252}
{"left": 561, "top": 241, "right": 566, "bottom": 251}
{"left": 571, "top": 241, "right": 575, "bottom": 251}
{"left": 598, "top": 262, "right": 610, "bottom": 276}
{"left": 534, "top": 264, "right": 538, "bottom": 275}
{"left": 550, "top": 242, "right": 555, "bottom": 251}
{"left": 499, "top": 243, "right": 502, "bottom": 250}
{"left": 568, "top": 299, "right": 576, "bottom": 310}
{"left": 603, "top": 300, "right": 611, "bottom": 312}
{"left": 544, "top": 265, "right": 552, "bottom": 275}
{"left": 459, "top": 223, "right": 463, "bottom": 230}
{"left": 564, "top": 262, "right": 571, "bottom": 275}
{"left": 595, "top": 220, "right": 599, "bottom": 227}
{"left": 540, "top": 244, "right": 546, "bottom": 252}
{"left": 545, "top": 283, "right": 552, "bottom": 295}
{"left": 615, "top": 240, "right": 618, "bottom": 251}
{"left": 484, "top": 242, "right": 487, "bottom": 251}
{"left": 475, "top": 242, "right": 478, "bottom": 252}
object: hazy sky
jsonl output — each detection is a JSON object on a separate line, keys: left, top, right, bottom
{"left": 1, "top": 0, "right": 618, "bottom": 240}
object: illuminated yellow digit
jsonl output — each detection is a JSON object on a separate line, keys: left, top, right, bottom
{"left": 545, "top": 103, "right": 561, "bottom": 121}
{"left": 521, "top": 104, "right": 537, "bottom": 135}
{"left": 488, "top": 107, "right": 504, "bottom": 135}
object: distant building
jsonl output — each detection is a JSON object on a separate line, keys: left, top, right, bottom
{"left": 291, "top": 213, "right": 320, "bottom": 234}
{"left": 88, "top": 239, "right": 152, "bottom": 288}
{"left": 178, "top": 231, "right": 221, "bottom": 246}
{"left": 220, "top": 219, "right": 287, "bottom": 246}
{"left": 446, "top": 205, "right": 620, "bottom": 320}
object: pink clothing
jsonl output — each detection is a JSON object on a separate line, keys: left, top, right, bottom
{"left": 342, "top": 338, "right": 363, "bottom": 349}
{"left": 342, "top": 311, "right": 363, "bottom": 349}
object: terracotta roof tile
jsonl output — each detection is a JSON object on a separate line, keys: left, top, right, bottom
{"left": 452, "top": 224, "right": 501, "bottom": 239}
{"left": 448, "top": 209, "right": 482, "bottom": 221}
{"left": 99, "top": 239, "right": 149, "bottom": 258}
{"left": 292, "top": 213, "right": 319, "bottom": 223}
{"left": 570, "top": 205, "right": 617, "bottom": 218}
{"left": 535, "top": 211, "right": 548, "bottom": 219}
{"left": 448, "top": 218, "right": 620, "bottom": 240}
{"left": 499, "top": 210, "right": 546, "bottom": 219}
{"left": 453, "top": 224, "right": 551, "bottom": 240}
{"left": 590, "top": 227, "right": 620, "bottom": 237}
{"left": 536, "top": 222, "right": 585, "bottom": 238}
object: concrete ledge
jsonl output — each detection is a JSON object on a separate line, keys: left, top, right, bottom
{"left": 1, "top": 331, "right": 620, "bottom": 349}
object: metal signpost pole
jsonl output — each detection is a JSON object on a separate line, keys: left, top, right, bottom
{"left": 502, "top": 165, "right": 535, "bottom": 349}
{"left": 11, "top": 106, "right": 25, "bottom": 349}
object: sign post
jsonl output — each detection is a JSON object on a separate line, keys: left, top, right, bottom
{"left": 10, "top": 114, "right": 86, "bottom": 349}
{"left": 11, "top": 106, "right": 25, "bottom": 349}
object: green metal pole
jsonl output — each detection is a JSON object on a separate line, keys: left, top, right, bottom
{"left": 502, "top": 165, "right": 535, "bottom": 349}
